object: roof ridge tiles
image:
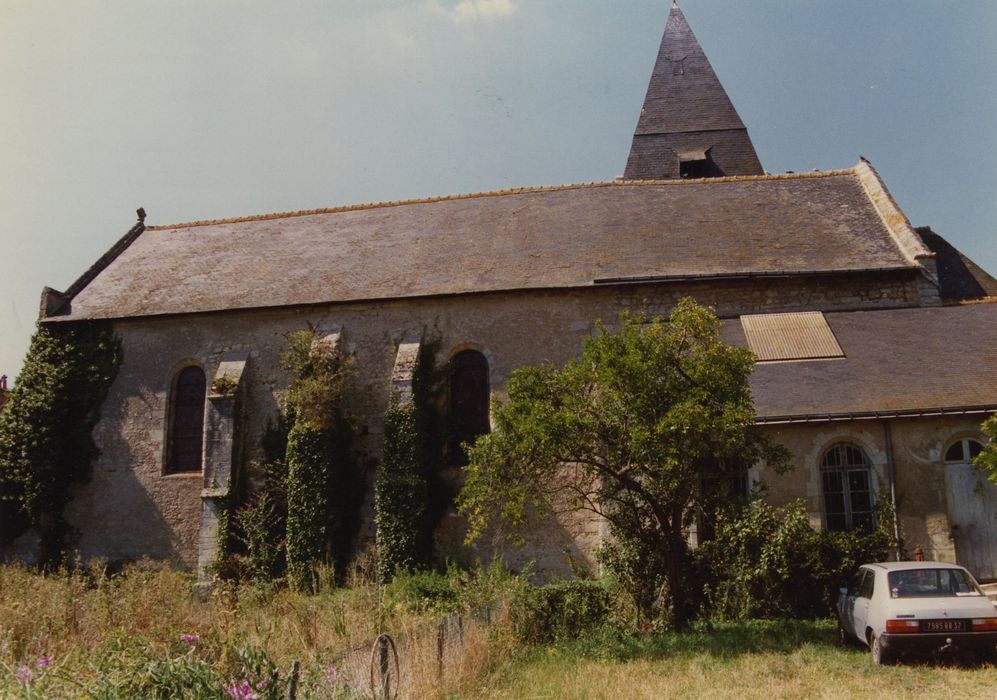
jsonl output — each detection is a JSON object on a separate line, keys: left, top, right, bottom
{"left": 145, "top": 167, "right": 858, "bottom": 231}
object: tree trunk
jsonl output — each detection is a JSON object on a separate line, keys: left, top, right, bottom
{"left": 666, "top": 507, "right": 691, "bottom": 631}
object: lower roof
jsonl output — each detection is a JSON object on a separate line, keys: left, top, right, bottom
{"left": 722, "top": 303, "right": 997, "bottom": 422}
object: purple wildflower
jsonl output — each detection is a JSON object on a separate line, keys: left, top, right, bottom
{"left": 225, "top": 680, "right": 259, "bottom": 700}
{"left": 35, "top": 655, "right": 54, "bottom": 669}
{"left": 16, "top": 665, "right": 33, "bottom": 684}
{"left": 179, "top": 633, "right": 200, "bottom": 644}
{"left": 326, "top": 665, "right": 337, "bottom": 684}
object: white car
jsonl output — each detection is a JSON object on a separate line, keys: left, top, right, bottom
{"left": 836, "top": 561, "right": 997, "bottom": 664}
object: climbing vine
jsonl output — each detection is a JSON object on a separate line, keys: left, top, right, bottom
{"left": 285, "top": 423, "right": 335, "bottom": 590}
{"left": 375, "top": 399, "right": 428, "bottom": 581}
{"left": 279, "top": 330, "right": 354, "bottom": 591}
{"left": 975, "top": 414, "right": 997, "bottom": 484}
{"left": 0, "top": 321, "right": 121, "bottom": 566}
{"left": 375, "top": 337, "right": 446, "bottom": 581}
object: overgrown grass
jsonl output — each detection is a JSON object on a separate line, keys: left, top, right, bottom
{"left": 4, "top": 564, "right": 994, "bottom": 699}
{"left": 466, "top": 619, "right": 997, "bottom": 699}
{"left": 0, "top": 561, "right": 520, "bottom": 699}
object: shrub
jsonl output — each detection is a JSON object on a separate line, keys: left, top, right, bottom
{"left": 697, "top": 499, "right": 898, "bottom": 620}
{"left": 279, "top": 330, "right": 348, "bottom": 431}
{"left": 384, "top": 568, "right": 458, "bottom": 613}
{"left": 234, "top": 491, "right": 286, "bottom": 582}
{"left": 510, "top": 580, "right": 612, "bottom": 643}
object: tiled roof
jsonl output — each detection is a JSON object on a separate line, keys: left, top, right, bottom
{"left": 54, "top": 165, "right": 921, "bottom": 321}
{"left": 722, "top": 303, "right": 997, "bottom": 421}
{"left": 624, "top": 3, "right": 762, "bottom": 178}
{"left": 916, "top": 227, "right": 997, "bottom": 301}
{"left": 634, "top": 4, "right": 747, "bottom": 135}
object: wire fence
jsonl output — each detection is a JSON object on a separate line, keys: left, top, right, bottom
{"left": 287, "top": 605, "right": 496, "bottom": 699}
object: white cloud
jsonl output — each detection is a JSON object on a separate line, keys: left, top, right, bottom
{"left": 430, "top": 0, "right": 520, "bottom": 24}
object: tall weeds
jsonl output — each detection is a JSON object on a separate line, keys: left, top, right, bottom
{"left": 0, "top": 560, "right": 521, "bottom": 698}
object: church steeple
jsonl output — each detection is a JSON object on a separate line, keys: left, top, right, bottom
{"left": 624, "top": 1, "right": 763, "bottom": 180}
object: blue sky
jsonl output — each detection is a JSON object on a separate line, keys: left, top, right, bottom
{"left": 1, "top": 0, "right": 995, "bottom": 380}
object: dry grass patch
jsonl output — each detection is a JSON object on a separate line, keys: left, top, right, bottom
{"left": 0, "top": 561, "right": 518, "bottom": 698}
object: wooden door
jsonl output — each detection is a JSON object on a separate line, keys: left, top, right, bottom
{"left": 945, "top": 438, "right": 997, "bottom": 581}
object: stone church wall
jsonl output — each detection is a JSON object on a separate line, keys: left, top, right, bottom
{"left": 62, "top": 271, "right": 924, "bottom": 571}
{"left": 757, "top": 414, "right": 990, "bottom": 566}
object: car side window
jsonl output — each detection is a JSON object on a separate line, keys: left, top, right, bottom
{"left": 859, "top": 569, "right": 875, "bottom": 599}
{"left": 849, "top": 570, "right": 866, "bottom": 596}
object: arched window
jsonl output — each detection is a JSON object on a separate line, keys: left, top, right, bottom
{"left": 821, "top": 443, "right": 874, "bottom": 532}
{"left": 448, "top": 349, "right": 490, "bottom": 465}
{"left": 166, "top": 366, "right": 206, "bottom": 473}
{"left": 944, "top": 437, "right": 984, "bottom": 465}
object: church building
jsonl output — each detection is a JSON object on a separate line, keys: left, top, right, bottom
{"left": 14, "top": 4, "right": 997, "bottom": 580}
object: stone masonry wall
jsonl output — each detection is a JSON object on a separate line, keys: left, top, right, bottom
{"left": 64, "top": 273, "right": 924, "bottom": 572}
{"left": 756, "top": 415, "right": 991, "bottom": 567}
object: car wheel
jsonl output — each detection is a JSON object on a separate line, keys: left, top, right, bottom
{"left": 976, "top": 645, "right": 997, "bottom": 666}
{"left": 870, "top": 633, "right": 895, "bottom": 666}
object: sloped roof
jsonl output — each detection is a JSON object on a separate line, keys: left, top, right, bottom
{"left": 53, "top": 166, "right": 924, "bottom": 321}
{"left": 634, "top": 3, "right": 747, "bottom": 135}
{"left": 624, "top": 2, "right": 763, "bottom": 179}
{"left": 722, "top": 303, "right": 997, "bottom": 422}
{"left": 916, "top": 227, "right": 997, "bottom": 301}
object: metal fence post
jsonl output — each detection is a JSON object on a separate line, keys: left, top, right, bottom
{"left": 437, "top": 619, "right": 446, "bottom": 681}
{"left": 286, "top": 659, "right": 300, "bottom": 700}
{"left": 379, "top": 635, "right": 390, "bottom": 698}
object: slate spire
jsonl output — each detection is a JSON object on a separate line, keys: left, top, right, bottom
{"left": 624, "top": 2, "right": 763, "bottom": 180}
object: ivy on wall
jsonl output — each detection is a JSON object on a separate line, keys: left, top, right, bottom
{"left": 375, "top": 399, "right": 428, "bottom": 581}
{"left": 278, "top": 330, "right": 356, "bottom": 591}
{"left": 285, "top": 423, "right": 336, "bottom": 590}
{"left": 0, "top": 322, "right": 121, "bottom": 567}
{"left": 375, "top": 338, "right": 446, "bottom": 581}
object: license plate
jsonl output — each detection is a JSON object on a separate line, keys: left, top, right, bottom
{"left": 921, "top": 619, "right": 967, "bottom": 633}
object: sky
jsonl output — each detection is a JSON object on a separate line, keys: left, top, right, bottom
{"left": 1, "top": 0, "right": 995, "bottom": 381}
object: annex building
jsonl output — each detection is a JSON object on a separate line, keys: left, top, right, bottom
{"left": 9, "top": 4, "right": 997, "bottom": 581}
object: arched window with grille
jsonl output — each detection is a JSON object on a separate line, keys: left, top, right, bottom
{"left": 166, "top": 366, "right": 206, "bottom": 474}
{"left": 820, "top": 443, "right": 874, "bottom": 532}
{"left": 448, "top": 349, "right": 490, "bottom": 466}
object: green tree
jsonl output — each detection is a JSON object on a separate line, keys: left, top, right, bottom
{"left": 975, "top": 414, "right": 997, "bottom": 483}
{"left": 457, "top": 298, "right": 789, "bottom": 630}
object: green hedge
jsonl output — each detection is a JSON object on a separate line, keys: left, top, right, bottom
{"left": 697, "top": 499, "right": 898, "bottom": 620}
{"left": 0, "top": 322, "right": 120, "bottom": 565}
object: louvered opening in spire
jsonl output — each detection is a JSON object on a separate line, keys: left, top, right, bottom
{"left": 624, "top": 2, "right": 763, "bottom": 180}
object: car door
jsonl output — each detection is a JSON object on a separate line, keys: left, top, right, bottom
{"left": 841, "top": 569, "right": 867, "bottom": 637}
{"left": 852, "top": 568, "right": 876, "bottom": 643}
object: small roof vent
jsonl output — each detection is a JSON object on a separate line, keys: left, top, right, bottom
{"left": 740, "top": 311, "right": 844, "bottom": 362}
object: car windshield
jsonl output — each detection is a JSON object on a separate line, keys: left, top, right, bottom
{"left": 888, "top": 569, "right": 983, "bottom": 598}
